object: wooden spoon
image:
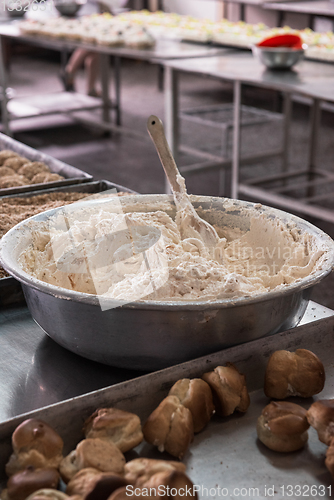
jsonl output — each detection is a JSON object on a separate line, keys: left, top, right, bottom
{"left": 147, "top": 115, "right": 219, "bottom": 247}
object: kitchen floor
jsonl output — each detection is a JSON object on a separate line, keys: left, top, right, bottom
{"left": 3, "top": 46, "right": 334, "bottom": 309}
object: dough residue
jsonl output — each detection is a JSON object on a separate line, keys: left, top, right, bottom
{"left": 18, "top": 193, "right": 327, "bottom": 303}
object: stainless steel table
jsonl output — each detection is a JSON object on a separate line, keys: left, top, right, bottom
{"left": 264, "top": 1, "right": 334, "bottom": 29}
{"left": 0, "top": 300, "right": 332, "bottom": 424}
{"left": 221, "top": 0, "right": 281, "bottom": 22}
{"left": 162, "top": 52, "right": 334, "bottom": 222}
{"left": 0, "top": 21, "right": 230, "bottom": 136}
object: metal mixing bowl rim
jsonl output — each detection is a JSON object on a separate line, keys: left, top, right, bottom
{"left": 1, "top": 194, "right": 334, "bottom": 311}
{"left": 252, "top": 44, "right": 306, "bottom": 53}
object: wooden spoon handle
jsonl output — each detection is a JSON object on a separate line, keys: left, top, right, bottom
{"left": 147, "top": 115, "right": 181, "bottom": 194}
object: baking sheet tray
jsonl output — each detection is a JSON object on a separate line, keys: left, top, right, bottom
{"left": 0, "top": 180, "right": 137, "bottom": 306}
{"left": 1, "top": 311, "right": 334, "bottom": 497}
{"left": 0, "top": 132, "right": 92, "bottom": 196}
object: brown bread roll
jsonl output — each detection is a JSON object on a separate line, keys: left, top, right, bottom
{"left": 307, "top": 399, "right": 334, "bottom": 445}
{"left": 60, "top": 439, "right": 125, "bottom": 483}
{"left": 6, "top": 466, "right": 59, "bottom": 500}
{"left": 202, "top": 363, "right": 250, "bottom": 416}
{"left": 6, "top": 419, "right": 64, "bottom": 477}
{"left": 325, "top": 438, "right": 334, "bottom": 478}
{"left": 168, "top": 378, "right": 215, "bottom": 433}
{"left": 264, "top": 349, "right": 325, "bottom": 399}
{"left": 124, "top": 458, "right": 186, "bottom": 486}
{"left": 143, "top": 396, "right": 194, "bottom": 459}
{"left": 257, "top": 401, "right": 309, "bottom": 452}
{"left": 83, "top": 408, "right": 143, "bottom": 453}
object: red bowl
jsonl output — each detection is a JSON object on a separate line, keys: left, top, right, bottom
{"left": 258, "top": 33, "right": 303, "bottom": 49}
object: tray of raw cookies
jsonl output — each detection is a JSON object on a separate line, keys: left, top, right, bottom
{"left": 0, "top": 133, "right": 92, "bottom": 196}
{"left": 0, "top": 311, "right": 334, "bottom": 500}
{"left": 0, "top": 179, "right": 137, "bottom": 306}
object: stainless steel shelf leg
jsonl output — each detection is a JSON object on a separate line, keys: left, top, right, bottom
{"left": 232, "top": 80, "right": 241, "bottom": 200}
{"left": 114, "top": 55, "right": 121, "bottom": 126}
{"left": 0, "top": 35, "right": 12, "bottom": 137}
{"left": 307, "top": 97, "right": 321, "bottom": 198}
{"left": 164, "top": 65, "right": 179, "bottom": 194}
{"left": 282, "top": 92, "right": 292, "bottom": 182}
{"left": 100, "top": 53, "right": 110, "bottom": 125}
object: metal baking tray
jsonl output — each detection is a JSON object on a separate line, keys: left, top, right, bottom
{"left": 0, "top": 180, "right": 137, "bottom": 306}
{"left": 0, "top": 132, "right": 92, "bottom": 196}
{"left": 1, "top": 312, "right": 334, "bottom": 497}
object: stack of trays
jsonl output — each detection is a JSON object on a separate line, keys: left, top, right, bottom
{"left": 0, "top": 135, "right": 136, "bottom": 306}
{"left": 0, "top": 133, "right": 92, "bottom": 196}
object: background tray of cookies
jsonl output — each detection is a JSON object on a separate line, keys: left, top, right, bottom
{"left": 0, "top": 179, "right": 138, "bottom": 306}
{"left": 0, "top": 311, "right": 334, "bottom": 498}
{"left": 0, "top": 133, "right": 92, "bottom": 196}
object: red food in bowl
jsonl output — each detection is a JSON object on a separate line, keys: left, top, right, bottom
{"left": 258, "top": 33, "right": 303, "bottom": 49}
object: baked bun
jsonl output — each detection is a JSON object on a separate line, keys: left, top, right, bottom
{"left": 3, "top": 156, "right": 29, "bottom": 171}
{"left": 141, "top": 470, "right": 197, "bottom": 499}
{"left": 25, "top": 490, "right": 70, "bottom": 500}
{"left": 31, "top": 173, "right": 64, "bottom": 184}
{"left": 202, "top": 363, "right": 250, "bottom": 416}
{"left": 0, "top": 175, "right": 29, "bottom": 188}
{"left": 65, "top": 468, "right": 102, "bottom": 496}
{"left": 257, "top": 401, "right": 309, "bottom": 452}
{"left": 264, "top": 349, "right": 325, "bottom": 399}
{"left": 18, "top": 162, "right": 50, "bottom": 180}
{"left": 83, "top": 408, "right": 143, "bottom": 452}
{"left": 66, "top": 467, "right": 127, "bottom": 499}
{"left": 85, "top": 474, "right": 128, "bottom": 500}
{"left": 0, "top": 150, "right": 20, "bottom": 165}
{"left": 6, "top": 419, "right": 63, "bottom": 476}
{"left": 306, "top": 399, "right": 334, "bottom": 445}
{"left": 143, "top": 396, "right": 194, "bottom": 459}
{"left": 168, "top": 379, "right": 215, "bottom": 433}
{"left": 325, "top": 438, "right": 334, "bottom": 478}
{"left": 107, "top": 487, "right": 136, "bottom": 500}
{"left": 60, "top": 439, "right": 125, "bottom": 483}
{"left": 0, "top": 166, "right": 15, "bottom": 178}
{"left": 124, "top": 458, "right": 186, "bottom": 486}
{"left": 6, "top": 466, "right": 59, "bottom": 500}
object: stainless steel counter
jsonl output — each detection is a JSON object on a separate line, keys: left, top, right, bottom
{"left": 0, "top": 304, "right": 145, "bottom": 423}
{"left": 0, "top": 21, "right": 232, "bottom": 136}
{"left": 0, "top": 23, "right": 231, "bottom": 61}
{"left": 0, "top": 300, "right": 332, "bottom": 424}
{"left": 164, "top": 53, "right": 334, "bottom": 102}
{"left": 264, "top": 0, "right": 334, "bottom": 16}
{"left": 162, "top": 52, "right": 334, "bottom": 223}
{"left": 1, "top": 301, "right": 334, "bottom": 496}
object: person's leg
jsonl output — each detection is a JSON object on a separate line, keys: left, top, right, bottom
{"left": 85, "top": 52, "right": 100, "bottom": 97}
{"left": 60, "top": 48, "right": 89, "bottom": 91}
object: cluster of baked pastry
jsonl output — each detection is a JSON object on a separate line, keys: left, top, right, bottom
{"left": 0, "top": 363, "right": 251, "bottom": 500}
{"left": 0, "top": 409, "right": 195, "bottom": 500}
{"left": 19, "top": 16, "right": 156, "bottom": 50}
{"left": 0, "top": 150, "right": 64, "bottom": 189}
{"left": 3, "top": 350, "right": 332, "bottom": 498}
{"left": 256, "top": 348, "right": 334, "bottom": 478}
{"left": 143, "top": 363, "right": 250, "bottom": 460}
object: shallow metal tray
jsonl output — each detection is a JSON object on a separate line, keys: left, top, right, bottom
{"left": 0, "top": 132, "right": 92, "bottom": 196}
{"left": 1, "top": 309, "right": 334, "bottom": 497}
{"left": 0, "top": 180, "right": 137, "bottom": 306}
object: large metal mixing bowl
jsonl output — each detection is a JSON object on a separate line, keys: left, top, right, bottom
{"left": 1, "top": 195, "right": 334, "bottom": 371}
